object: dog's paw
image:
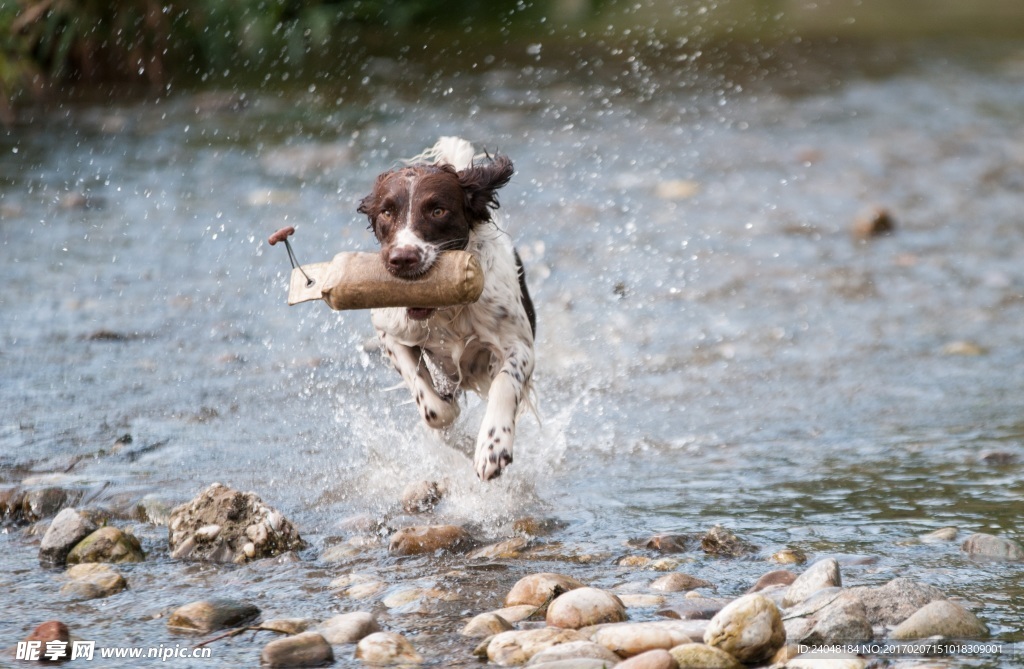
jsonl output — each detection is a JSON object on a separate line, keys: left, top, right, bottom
{"left": 417, "top": 389, "right": 459, "bottom": 430}
{"left": 474, "top": 432, "right": 513, "bottom": 481}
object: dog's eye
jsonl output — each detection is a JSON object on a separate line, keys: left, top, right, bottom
{"left": 431, "top": 207, "right": 447, "bottom": 218}
{"left": 380, "top": 209, "right": 393, "bottom": 220}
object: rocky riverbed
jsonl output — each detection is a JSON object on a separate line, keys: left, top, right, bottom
{"left": 1, "top": 479, "right": 1016, "bottom": 666}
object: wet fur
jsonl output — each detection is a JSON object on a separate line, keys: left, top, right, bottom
{"left": 357, "top": 138, "right": 536, "bottom": 481}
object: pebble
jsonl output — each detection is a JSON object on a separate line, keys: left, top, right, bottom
{"left": 783, "top": 558, "right": 841, "bottom": 607}
{"left": 468, "top": 536, "right": 530, "bottom": 560}
{"left": 526, "top": 639, "right": 621, "bottom": 664}
{"left": 490, "top": 604, "right": 544, "bottom": 624}
{"left": 704, "top": 593, "right": 785, "bottom": 663}
{"left": 24, "top": 620, "right": 70, "bottom": 647}
{"left": 890, "top": 600, "right": 989, "bottom": 640}
{"left": 669, "top": 642, "right": 743, "bottom": 669}
{"left": 461, "top": 612, "right": 514, "bottom": 637}
{"left": 528, "top": 661, "right": 621, "bottom": 669}
{"left": 848, "top": 577, "right": 946, "bottom": 626}
{"left": 486, "top": 628, "right": 589, "bottom": 665}
{"left": 317, "top": 611, "right": 380, "bottom": 644}
{"left": 388, "top": 525, "right": 474, "bottom": 555}
{"left": 749, "top": 569, "right": 797, "bottom": 593}
{"left": 38, "top": 508, "right": 98, "bottom": 567}
{"left": 961, "top": 532, "right": 1024, "bottom": 560}
{"left": 657, "top": 597, "right": 729, "bottom": 620}
{"left": 852, "top": 206, "right": 896, "bottom": 239}
{"left": 786, "top": 656, "right": 867, "bottom": 669}
{"left": 66, "top": 526, "right": 145, "bottom": 564}
{"left": 506, "top": 572, "right": 587, "bottom": 607}
{"left": 546, "top": 587, "right": 628, "bottom": 629}
{"left": 772, "top": 548, "right": 807, "bottom": 564}
{"left": 700, "top": 525, "right": 757, "bottom": 557}
{"left": 261, "top": 618, "right": 316, "bottom": 635}
{"left": 260, "top": 632, "right": 333, "bottom": 668}
{"left": 167, "top": 483, "right": 305, "bottom": 563}
{"left": 166, "top": 598, "right": 260, "bottom": 634}
{"left": 400, "top": 480, "right": 444, "bottom": 513}
{"left": 618, "top": 594, "right": 666, "bottom": 608}
{"left": 60, "top": 563, "right": 126, "bottom": 600}
{"left": 588, "top": 620, "right": 695, "bottom": 657}
{"left": 642, "top": 533, "right": 697, "bottom": 553}
{"left": 615, "top": 649, "right": 679, "bottom": 669}
{"left": 650, "top": 573, "right": 713, "bottom": 593}
{"left": 355, "top": 631, "right": 423, "bottom": 665}
{"left": 919, "top": 527, "right": 959, "bottom": 543}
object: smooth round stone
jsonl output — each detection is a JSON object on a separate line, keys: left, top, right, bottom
{"left": 25, "top": 620, "right": 70, "bottom": 646}
{"left": 546, "top": 587, "right": 627, "bottom": 629}
{"left": 468, "top": 536, "right": 530, "bottom": 560}
{"left": 650, "top": 573, "right": 713, "bottom": 593}
{"left": 669, "top": 643, "right": 743, "bottom": 669}
{"left": 66, "top": 526, "right": 144, "bottom": 564}
{"left": 920, "top": 526, "right": 959, "bottom": 543}
{"left": 487, "top": 628, "right": 589, "bottom": 665}
{"left": 847, "top": 577, "right": 946, "bottom": 626}
{"left": 355, "top": 632, "right": 423, "bottom": 665}
{"left": 772, "top": 548, "right": 807, "bottom": 565}
{"left": 260, "top": 632, "right": 333, "bottom": 667}
{"left": 619, "top": 594, "right": 666, "bottom": 608}
{"left": 704, "top": 594, "right": 785, "bottom": 664}
{"left": 388, "top": 525, "right": 473, "bottom": 555}
{"left": 783, "top": 558, "right": 841, "bottom": 607}
{"left": 60, "top": 563, "right": 126, "bottom": 599}
{"left": 261, "top": 618, "right": 316, "bottom": 635}
{"left": 506, "top": 573, "right": 587, "bottom": 607}
{"left": 39, "top": 508, "right": 98, "bottom": 567}
{"left": 461, "top": 612, "right": 514, "bottom": 637}
{"left": 167, "top": 598, "right": 260, "bottom": 634}
{"left": 317, "top": 611, "right": 380, "bottom": 644}
{"left": 527, "top": 639, "right": 621, "bottom": 665}
{"left": 528, "top": 660, "right": 621, "bottom": 669}
{"left": 589, "top": 620, "right": 694, "bottom": 657}
{"left": 890, "top": 600, "right": 989, "bottom": 640}
{"left": 490, "top": 604, "right": 542, "bottom": 624}
{"left": 961, "top": 532, "right": 1024, "bottom": 560}
{"left": 749, "top": 570, "right": 797, "bottom": 593}
{"left": 615, "top": 649, "right": 678, "bottom": 669}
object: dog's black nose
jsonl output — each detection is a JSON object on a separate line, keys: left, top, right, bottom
{"left": 387, "top": 246, "right": 422, "bottom": 276}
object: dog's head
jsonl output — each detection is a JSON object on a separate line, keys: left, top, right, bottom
{"left": 357, "top": 155, "right": 514, "bottom": 280}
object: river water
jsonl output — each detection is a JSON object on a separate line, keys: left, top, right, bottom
{"left": 2, "top": 23, "right": 1024, "bottom": 668}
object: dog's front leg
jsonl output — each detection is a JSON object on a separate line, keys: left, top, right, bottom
{"left": 475, "top": 343, "right": 534, "bottom": 481}
{"left": 379, "top": 334, "right": 460, "bottom": 430}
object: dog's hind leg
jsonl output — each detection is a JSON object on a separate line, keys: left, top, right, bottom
{"left": 379, "top": 334, "right": 460, "bottom": 430}
{"left": 474, "top": 342, "right": 533, "bottom": 481}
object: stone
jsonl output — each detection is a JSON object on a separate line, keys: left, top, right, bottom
{"left": 847, "top": 578, "right": 946, "bottom": 626}
{"left": 703, "top": 593, "right": 785, "bottom": 664}
{"left": 668, "top": 643, "right": 743, "bottom": 669}
{"left": 526, "top": 639, "right": 621, "bottom": 664}
{"left": 491, "top": 604, "right": 544, "bottom": 623}
{"left": 25, "top": 620, "right": 70, "bottom": 645}
{"left": 355, "top": 631, "right": 423, "bottom": 664}
{"left": 461, "top": 612, "right": 514, "bottom": 637}
{"left": 486, "top": 628, "right": 589, "bottom": 665}
{"left": 317, "top": 611, "right": 379, "bottom": 644}
{"left": 783, "top": 558, "right": 841, "bottom": 607}
{"left": 642, "top": 533, "right": 698, "bottom": 553}
{"left": 657, "top": 597, "right": 729, "bottom": 621}
{"left": 167, "top": 598, "right": 260, "bottom": 634}
{"left": 889, "top": 600, "right": 989, "bottom": 640}
{"left": 506, "top": 573, "right": 587, "bottom": 607}
{"left": 852, "top": 206, "right": 896, "bottom": 239}
{"left": 615, "top": 649, "right": 678, "bottom": 669}
{"left": 589, "top": 620, "right": 694, "bottom": 657}
{"left": 527, "top": 661, "right": 618, "bottom": 669}
{"left": 388, "top": 524, "right": 473, "bottom": 555}
{"left": 920, "top": 527, "right": 958, "bottom": 542}
{"left": 772, "top": 548, "right": 807, "bottom": 565}
{"left": 168, "top": 483, "right": 304, "bottom": 563}
{"left": 546, "top": 587, "right": 627, "bottom": 629}
{"left": 961, "top": 532, "right": 1024, "bottom": 560}
{"left": 700, "top": 526, "right": 757, "bottom": 557}
{"left": 650, "top": 573, "right": 713, "bottom": 593}
{"left": 786, "top": 656, "right": 866, "bottom": 669}
{"left": 261, "top": 618, "right": 316, "bottom": 635}
{"left": 66, "top": 526, "right": 144, "bottom": 564}
{"left": 39, "top": 508, "right": 99, "bottom": 567}
{"left": 619, "top": 594, "right": 666, "bottom": 608}
{"left": 790, "top": 591, "right": 873, "bottom": 645}
{"left": 23, "top": 487, "right": 77, "bottom": 522}
{"left": 400, "top": 480, "right": 444, "bottom": 513}
{"left": 60, "top": 563, "right": 127, "bottom": 599}
{"left": 748, "top": 570, "right": 797, "bottom": 593}
{"left": 260, "top": 632, "right": 333, "bottom": 667}
{"left": 468, "top": 536, "right": 531, "bottom": 559}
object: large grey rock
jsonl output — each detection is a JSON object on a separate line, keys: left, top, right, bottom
{"left": 847, "top": 578, "right": 946, "bottom": 626}
{"left": 890, "top": 600, "right": 989, "bottom": 640}
{"left": 789, "top": 591, "right": 873, "bottom": 645}
{"left": 168, "top": 483, "right": 305, "bottom": 563}
{"left": 961, "top": 533, "right": 1024, "bottom": 560}
{"left": 39, "top": 508, "right": 98, "bottom": 567}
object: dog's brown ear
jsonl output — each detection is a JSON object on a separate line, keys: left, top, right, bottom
{"left": 357, "top": 171, "right": 391, "bottom": 220}
{"left": 457, "top": 154, "right": 514, "bottom": 223}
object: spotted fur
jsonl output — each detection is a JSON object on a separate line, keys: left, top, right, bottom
{"left": 358, "top": 137, "right": 536, "bottom": 481}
